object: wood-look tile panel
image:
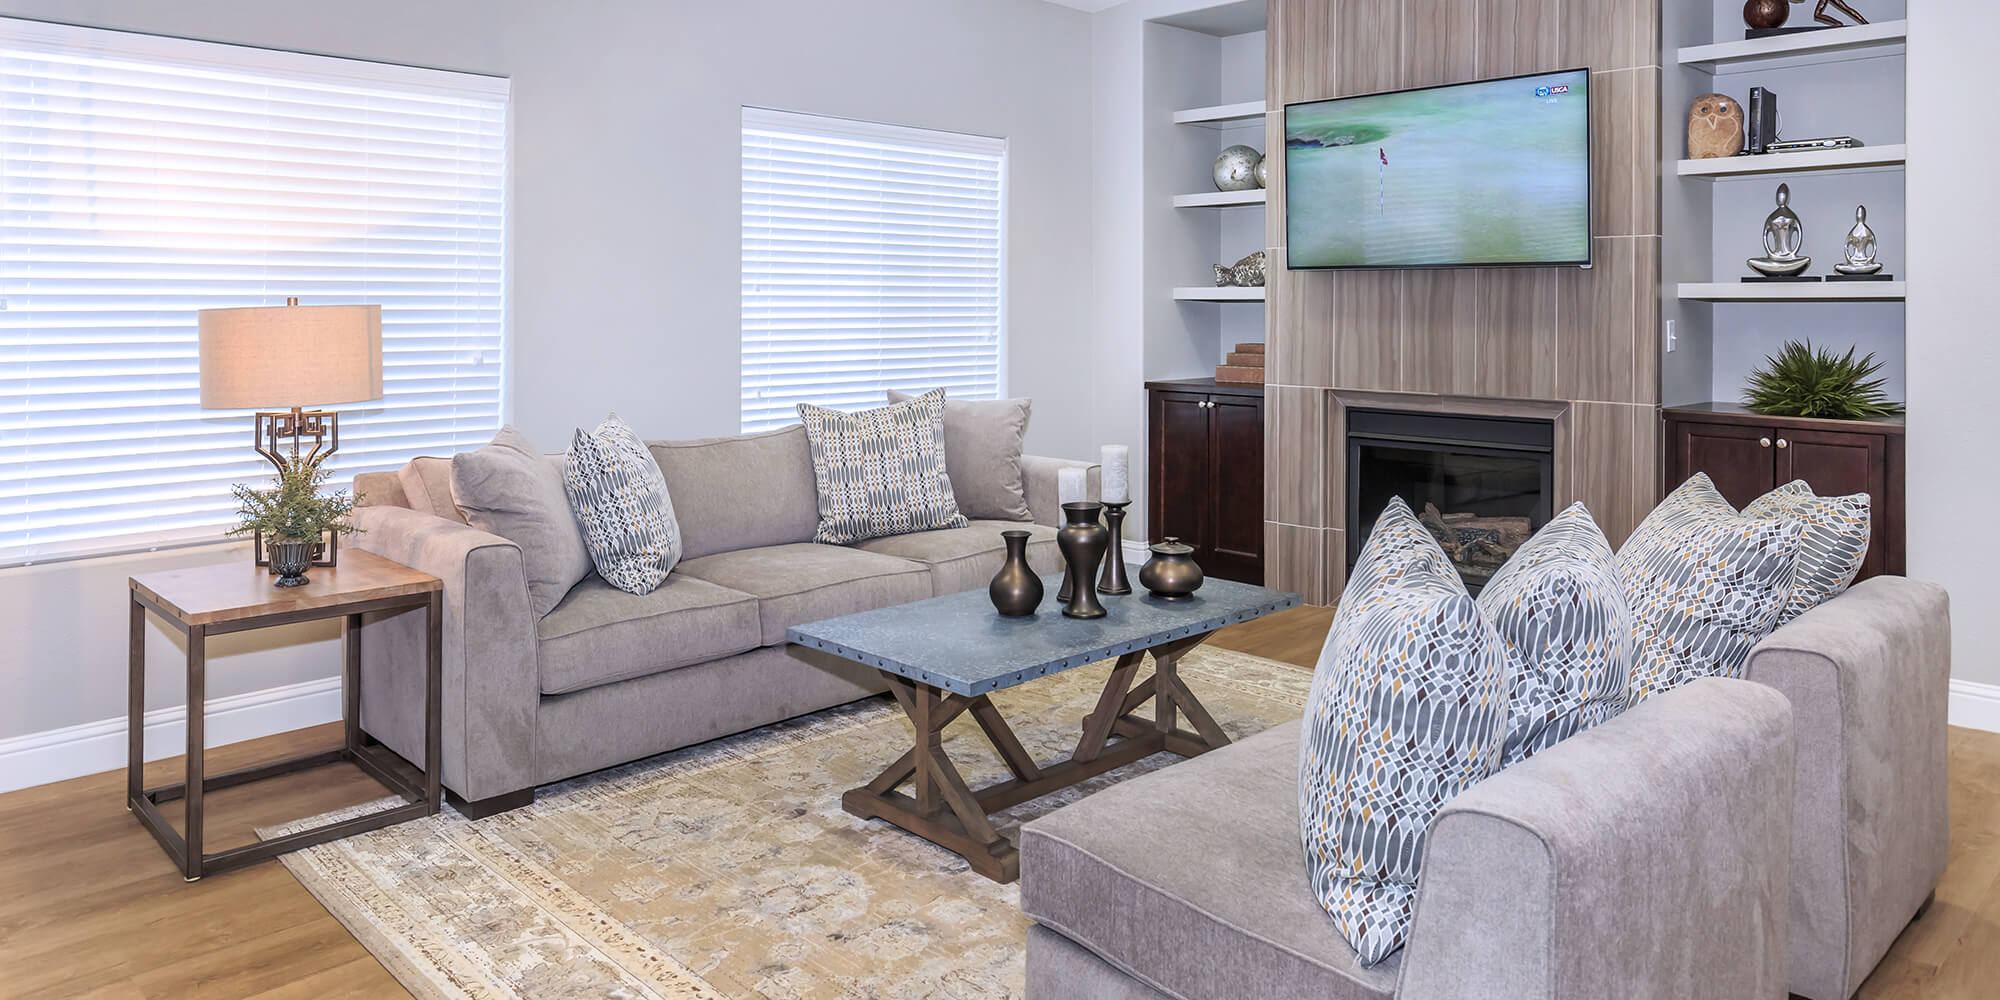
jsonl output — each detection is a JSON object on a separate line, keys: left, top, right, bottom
{"left": 1266, "top": 111, "right": 1289, "bottom": 251}
{"left": 1631, "top": 68, "right": 1661, "bottom": 236}
{"left": 1570, "top": 400, "right": 1661, "bottom": 546}
{"left": 1264, "top": 385, "right": 1328, "bottom": 527}
{"left": 1269, "top": 0, "right": 1341, "bottom": 105}
{"left": 1560, "top": 0, "right": 1658, "bottom": 73}
{"left": 1265, "top": 249, "right": 1336, "bottom": 389}
{"left": 1336, "top": 0, "right": 1404, "bottom": 96}
{"left": 1402, "top": 0, "right": 1478, "bottom": 88}
{"left": 1558, "top": 237, "right": 1639, "bottom": 402}
{"left": 1325, "top": 527, "right": 1349, "bottom": 605}
{"left": 1591, "top": 69, "right": 1640, "bottom": 239}
{"left": 1478, "top": 0, "right": 1565, "bottom": 77}
{"left": 1474, "top": 268, "right": 1560, "bottom": 399}
{"left": 1265, "top": 520, "right": 1327, "bottom": 605}
{"left": 1330, "top": 270, "right": 1402, "bottom": 392}
{"left": 1401, "top": 269, "right": 1480, "bottom": 395}
{"left": 1632, "top": 237, "right": 1661, "bottom": 405}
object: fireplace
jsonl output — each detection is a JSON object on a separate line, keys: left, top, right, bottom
{"left": 1345, "top": 408, "right": 1556, "bottom": 591}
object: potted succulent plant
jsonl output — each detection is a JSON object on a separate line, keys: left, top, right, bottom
{"left": 228, "top": 455, "right": 359, "bottom": 588}
{"left": 1743, "top": 340, "right": 1905, "bottom": 421}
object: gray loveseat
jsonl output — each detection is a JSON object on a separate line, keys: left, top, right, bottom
{"left": 1021, "top": 577, "right": 1950, "bottom": 999}
{"left": 349, "top": 424, "right": 1098, "bottom": 815}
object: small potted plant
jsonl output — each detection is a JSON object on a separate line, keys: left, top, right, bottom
{"left": 229, "top": 455, "right": 359, "bottom": 588}
{"left": 1743, "top": 340, "right": 1905, "bottom": 421}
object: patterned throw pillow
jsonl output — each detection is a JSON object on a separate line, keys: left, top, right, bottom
{"left": 1620, "top": 473, "right": 1804, "bottom": 705}
{"left": 1477, "top": 503, "right": 1632, "bottom": 767}
{"left": 1299, "top": 497, "right": 1508, "bottom": 967}
{"left": 1743, "top": 480, "right": 1870, "bottom": 625}
{"left": 797, "top": 389, "right": 967, "bottom": 545}
{"left": 563, "top": 414, "right": 682, "bottom": 595}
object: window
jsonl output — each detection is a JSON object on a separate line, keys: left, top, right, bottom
{"left": 740, "top": 107, "right": 1005, "bottom": 432}
{"left": 0, "top": 18, "right": 507, "bottom": 565}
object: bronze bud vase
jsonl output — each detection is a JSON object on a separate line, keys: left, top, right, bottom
{"left": 1057, "top": 502, "right": 1109, "bottom": 619}
{"left": 988, "top": 530, "right": 1043, "bottom": 617}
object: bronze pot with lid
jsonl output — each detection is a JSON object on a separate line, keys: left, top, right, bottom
{"left": 1138, "top": 537, "right": 1204, "bottom": 601}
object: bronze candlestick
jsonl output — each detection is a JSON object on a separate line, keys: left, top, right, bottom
{"left": 1097, "top": 501, "right": 1133, "bottom": 595}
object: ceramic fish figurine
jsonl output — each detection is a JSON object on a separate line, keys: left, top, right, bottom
{"left": 1213, "top": 250, "right": 1266, "bottom": 288}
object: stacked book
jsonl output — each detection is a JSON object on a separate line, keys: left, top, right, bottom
{"left": 1215, "top": 343, "right": 1265, "bottom": 384}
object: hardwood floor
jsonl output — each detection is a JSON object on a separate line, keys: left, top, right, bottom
{"left": 1, "top": 604, "right": 1992, "bottom": 998}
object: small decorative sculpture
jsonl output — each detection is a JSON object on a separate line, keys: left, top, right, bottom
{"left": 1748, "top": 183, "right": 1812, "bottom": 277}
{"left": 1212, "top": 145, "right": 1262, "bottom": 192}
{"left": 1744, "top": 0, "right": 1789, "bottom": 29}
{"left": 1688, "top": 93, "right": 1746, "bottom": 159}
{"left": 1835, "top": 205, "right": 1883, "bottom": 275}
{"left": 1793, "top": 0, "right": 1868, "bottom": 27}
{"left": 1214, "top": 250, "right": 1266, "bottom": 288}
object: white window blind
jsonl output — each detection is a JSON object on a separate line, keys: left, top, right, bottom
{"left": 741, "top": 107, "right": 1005, "bottom": 432}
{"left": 0, "top": 18, "right": 508, "bottom": 565}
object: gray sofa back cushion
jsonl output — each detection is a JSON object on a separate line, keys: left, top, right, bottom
{"left": 398, "top": 456, "right": 466, "bottom": 523}
{"left": 887, "top": 389, "right": 1033, "bottom": 522}
{"left": 648, "top": 425, "right": 819, "bottom": 561}
{"left": 450, "top": 426, "right": 594, "bottom": 618}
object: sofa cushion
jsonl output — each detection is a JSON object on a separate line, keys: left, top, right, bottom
{"left": 450, "top": 426, "right": 594, "bottom": 618}
{"left": 1743, "top": 479, "right": 1871, "bottom": 625}
{"left": 888, "top": 389, "right": 1033, "bottom": 522}
{"left": 852, "top": 520, "right": 1060, "bottom": 596}
{"left": 797, "top": 389, "right": 967, "bottom": 544}
{"left": 397, "top": 456, "right": 465, "bottom": 523}
{"left": 1620, "top": 473, "right": 1804, "bottom": 705}
{"left": 1020, "top": 720, "right": 1396, "bottom": 1000}
{"left": 535, "top": 573, "right": 760, "bottom": 695}
{"left": 1300, "top": 497, "right": 1507, "bottom": 966}
{"left": 1477, "top": 502, "right": 1633, "bottom": 767}
{"left": 563, "top": 414, "right": 682, "bottom": 595}
{"left": 647, "top": 425, "right": 819, "bottom": 561}
{"left": 675, "top": 543, "right": 932, "bottom": 646}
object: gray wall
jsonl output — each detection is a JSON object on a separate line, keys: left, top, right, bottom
{"left": 0, "top": 0, "right": 1097, "bottom": 746}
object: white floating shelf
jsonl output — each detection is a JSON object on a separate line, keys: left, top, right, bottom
{"left": 1173, "top": 286, "right": 1267, "bottom": 302}
{"left": 1679, "top": 20, "right": 1907, "bottom": 71}
{"left": 1677, "top": 281, "right": 1906, "bottom": 302}
{"left": 1172, "top": 100, "right": 1266, "bottom": 129}
{"left": 1677, "top": 143, "right": 1906, "bottom": 178}
{"left": 1173, "top": 189, "right": 1267, "bottom": 208}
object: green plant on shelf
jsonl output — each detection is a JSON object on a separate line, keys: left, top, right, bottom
{"left": 228, "top": 454, "right": 361, "bottom": 543}
{"left": 1743, "top": 340, "right": 1905, "bottom": 420}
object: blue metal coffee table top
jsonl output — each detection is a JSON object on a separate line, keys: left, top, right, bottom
{"left": 786, "top": 568, "right": 1301, "bottom": 697}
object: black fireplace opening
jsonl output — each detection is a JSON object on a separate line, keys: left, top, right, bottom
{"left": 1346, "top": 408, "right": 1556, "bottom": 592}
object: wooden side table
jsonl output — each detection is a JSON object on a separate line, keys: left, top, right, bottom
{"left": 128, "top": 548, "right": 442, "bottom": 881}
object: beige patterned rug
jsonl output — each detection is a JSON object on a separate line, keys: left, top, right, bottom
{"left": 268, "top": 647, "right": 1312, "bottom": 1000}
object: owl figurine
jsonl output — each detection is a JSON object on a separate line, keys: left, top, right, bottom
{"left": 1688, "top": 93, "right": 1746, "bottom": 159}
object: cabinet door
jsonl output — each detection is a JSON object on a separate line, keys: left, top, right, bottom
{"left": 1673, "top": 419, "right": 1777, "bottom": 509}
{"left": 1206, "top": 394, "right": 1265, "bottom": 584}
{"left": 1148, "top": 391, "right": 1213, "bottom": 554}
{"left": 1777, "top": 428, "right": 1890, "bottom": 580}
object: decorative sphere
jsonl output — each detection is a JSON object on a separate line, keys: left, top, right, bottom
{"left": 1213, "top": 145, "right": 1262, "bottom": 192}
{"left": 1254, "top": 157, "right": 1270, "bottom": 189}
{"left": 1743, "top": 0, "right": 1789, "bottom": 29}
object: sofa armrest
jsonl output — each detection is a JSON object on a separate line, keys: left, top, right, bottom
{"left": 1021, "top": 454, "right": 1102, "bottom": 528}
{"left": 352, "top": 504, "right": 540, "bottom": 802}
{"left": 1744, "top": 576, "right": 1951, "bottom": 1000}
{"left": 1398, "top": 678, "right": 1794, "bottom": 1000}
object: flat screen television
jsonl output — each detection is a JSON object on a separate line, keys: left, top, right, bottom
{"left": 1284, "top": 69, "right": 1592, "bottom": 270}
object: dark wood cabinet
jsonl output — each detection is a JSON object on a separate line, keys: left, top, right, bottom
{"left": 1146, "top": 379, "right": 1265, "bottom": 585}
{"left": 1664, "top": 403, "right": 1904, "bottom": 579}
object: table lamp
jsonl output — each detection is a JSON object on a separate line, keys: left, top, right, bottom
{"left": 198, "top": 297, "right": 383, "bottom": 567}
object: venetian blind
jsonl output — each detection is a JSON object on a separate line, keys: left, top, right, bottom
{"left": 740, "top": 106, "right": 1005, "bottom": 432}
{"left": 0, "top": 18, "right": 508, "bottom": 564}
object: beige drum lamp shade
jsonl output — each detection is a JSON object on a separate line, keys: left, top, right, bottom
{"left": 198, "top": 302, "right": 384, "bottom": 409}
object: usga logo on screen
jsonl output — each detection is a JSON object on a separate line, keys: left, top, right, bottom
{"left": 1535, "top": 83, "right": 1572, "bottom": 97}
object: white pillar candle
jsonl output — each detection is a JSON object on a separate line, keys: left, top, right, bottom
{"left": 1058, "top": 466, "right": 1087, "bottom": 507}
{"left": 1100, "top": 444, "right": 1130, "bottom": 505}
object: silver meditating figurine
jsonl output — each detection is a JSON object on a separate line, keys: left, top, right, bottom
{"left": 1835, "top": 205, "right": 1883, "bottom": 275}
{"left": 1748, "top": 183, "right": 1811, "bottom": 277}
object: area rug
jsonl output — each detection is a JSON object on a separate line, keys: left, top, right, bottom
{"left": 267, "top": 647, "right": 1313, "bottom": 1000}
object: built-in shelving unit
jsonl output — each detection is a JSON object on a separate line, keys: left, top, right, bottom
{"left": 1171, "top": 100, "right": 1265, "bottom": 128}
{"left": 1677, "top": 281, "right": 1906, "bottom": 302}
{"left": 1677, "top": 20, "right": 1907, "bottom": 71}
{"left": 1172, "top": 189, "right": 1266, "bottom": 208}
{"left": 1172, "top": 286, "right": 1266, "bottom": 302}
{"left": 1677, "top": 143, "right": 1906, "bottom": 178}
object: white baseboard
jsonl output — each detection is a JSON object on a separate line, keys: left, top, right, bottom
{"left": 1950, "top": 679, "right": 2000, "bottom": 734}
{"left": 0, "top": 676, "right": 343, "bottom": 794}
{"left": 1122, "top": 539, "right": 1150, "bottom": 564}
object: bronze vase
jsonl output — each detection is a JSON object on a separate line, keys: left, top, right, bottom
{"left": 988, "top": 530, "right": 1043, "bottom": 617}
{"left": 1057, "top": 502, "right": 1109, "bottom": 620}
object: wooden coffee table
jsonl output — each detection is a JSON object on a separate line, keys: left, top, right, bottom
{"left": 787, "top": 572, "right": 1299, "bottom": 882}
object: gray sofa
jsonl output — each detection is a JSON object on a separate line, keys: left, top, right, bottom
{"left": 349, "top": 423, "right": 1098, "bottom": 815}
{"left": 1021, "top": 577, "right": 1950, "bottom": 1000}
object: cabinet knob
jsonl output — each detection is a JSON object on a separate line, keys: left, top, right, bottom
{"left": 1776, "top": 438, "right": 1789, "bottom": 449}
{"left": 1759, "top": 437, "right": 1772, "bottom": 448}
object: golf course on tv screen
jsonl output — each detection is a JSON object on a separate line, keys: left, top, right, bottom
{"left": 1284, "top": 70, "right": 1591, "bottom": 269}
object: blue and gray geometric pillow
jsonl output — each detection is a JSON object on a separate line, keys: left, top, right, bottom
{"left": 797, "top": 388, "right": 967, "bottom": 545}
{"left": 563, "top": 413, "right": 682, "bottom": 596}
{"left": 1743, "top": 480, "right": 1870, "bottom": 625}
{"left": 1299, "top": 497, "right": 1508, "bottom": 967}
{"left": 1619, "top": 473, "right": 1803, "bottom": 705}
{"left": 1477, "top": 502, "right": 1633, "bottom": 767}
